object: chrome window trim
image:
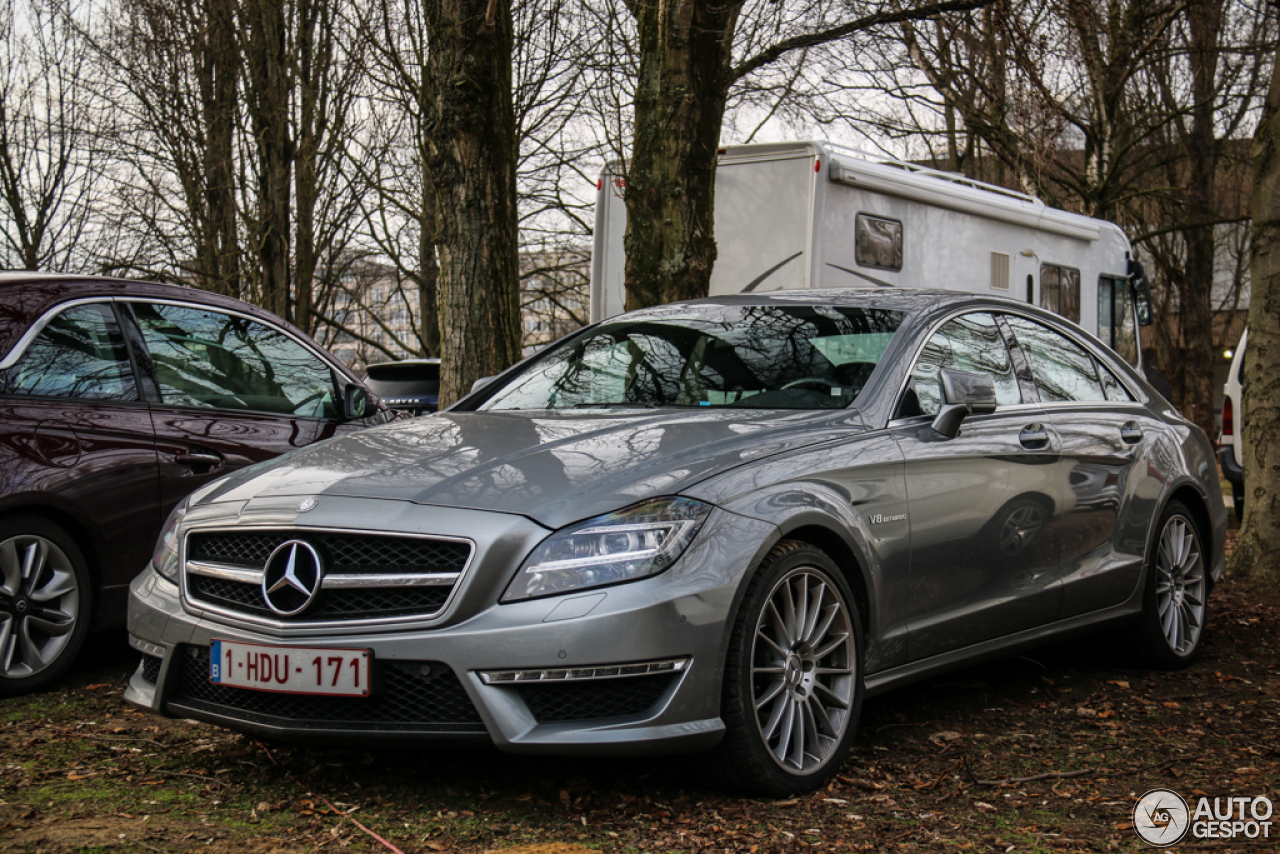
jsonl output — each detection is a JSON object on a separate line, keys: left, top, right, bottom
{"left": 888, "top": 305, "right": 1146, "bottom": 425}
{"left": 0, "top": 297, "right": 117, "bottom": 370}
{"left": 179, "top": 524, "right": 477, "bottom": 631}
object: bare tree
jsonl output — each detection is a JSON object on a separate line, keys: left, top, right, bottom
{"left": 854, "top": 0, "right": 1275, "bottom": 437}
{"left": 0, "top": 0, "right": 101, "bottom": 272}
{"left": 1231, "top": 41, "right": 1280, "bottom": 584}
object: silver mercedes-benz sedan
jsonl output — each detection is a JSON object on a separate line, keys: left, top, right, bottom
{"left": 125, "top": 289, "right": 1225, "bottom": 795}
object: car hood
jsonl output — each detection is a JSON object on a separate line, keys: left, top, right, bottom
{"left": 201, "top": 408, "right": 867, "bottom": 528}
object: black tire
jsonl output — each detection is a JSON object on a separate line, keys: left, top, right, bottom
{"left": 1232, "top": 482, "right": 1245, "bottom": 521}
{"left": 710, "top": 540, "right": 864, "bottom": 796}
{"left": 0, "top": 515, "right": 93, "bottom": 697}
{"left": 1123, "top": 501, "right": 1208, "bottom": 670}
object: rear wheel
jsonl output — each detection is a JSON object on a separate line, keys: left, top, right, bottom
{"left": 1232, "top": 482, "right": 1245, "bottom": 520}
{"left": 1124, "top": 501, "right": 1208, "bottom": 669}
{"left": 712, "top": 541, "right": 863, "bottom": 795}
{"left": 0, "top": 515, "right": 92, "bottom": 696}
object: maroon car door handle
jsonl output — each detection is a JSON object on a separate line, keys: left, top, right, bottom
{"left": 176, "top": 447, "right": 224, "bottom": 468}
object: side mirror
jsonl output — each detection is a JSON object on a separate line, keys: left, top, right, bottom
{"left": 470, "top": 375, "right": 496, "bottom": 394}
{"left": 342, "top": 383, "right": 370, "bottom": 420}
{"left": 1128, "top": 258, "right": 1153, "bottom": 326}
{"left": 932, "top": 369, "right": 997, "bottom": 439}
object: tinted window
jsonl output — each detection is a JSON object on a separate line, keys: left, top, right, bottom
{"left": 132, "top": 303, "right": 337, "bottom": 417}
{"left": 0, "top": 303, "right": 137, "bottom": 401}
{"left": 1098, "top": 364, "right": 1134, "bottom": 402}
{"left": 1006, "top": 316, "right": 1105, "bottom": 402}
{"left": 907, "top": 312, "right": 1021, "bottom": 417}
{"left": 481, "top": 304, "right": 905, "bottom": 411}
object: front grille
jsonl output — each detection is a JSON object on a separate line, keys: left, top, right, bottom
{"left": 140, "top": 654, "right": 162, "bottom": 685}
{"left": 184, "top": 529, "right": 470, "bottom": 623}
{"left": 168, "top": 645, "right": 486, "bottom": 733}
{"left": 188, "top": 531, "right": 470, "bottom": 573}
{"left": 189, "top": 575, "right": 452, "bottom": 621}
{"left": 516, "top": 673, "right": 676, "bottom": 723}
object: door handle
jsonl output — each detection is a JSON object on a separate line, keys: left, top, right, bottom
{"left": 1121, "top": 422, "right": 1144, "bottom": 444}
{"left": 176, "top": 448, "right": 223, "bottom": 467}
{"left": 1019, "top": 423, "right": 1051, "bottom": 450}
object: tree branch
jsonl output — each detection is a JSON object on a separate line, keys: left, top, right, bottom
{"left": 730, "top": 0, "right": 996, "bottom": 84}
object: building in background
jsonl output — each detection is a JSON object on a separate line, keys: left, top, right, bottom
{"left": 313, "top": 249, "right": 589, "bottom": 370}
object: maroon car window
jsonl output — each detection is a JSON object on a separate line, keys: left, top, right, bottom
{"left": 131, "top": 303, "right": 338, "bottom": 418}
{"left": 0, "top": 303, "right": 138, "bottom": 401}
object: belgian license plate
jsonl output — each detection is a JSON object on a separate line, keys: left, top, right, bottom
{"left": 210, "top": 639, "right": 370, "bottom": 697}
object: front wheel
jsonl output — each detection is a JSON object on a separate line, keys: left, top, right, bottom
{"left": 0, "top": 515, "right": 92, "bottom": 697}
{"left": 712, "top": 541, "right": 864, "bottom": 795}
{"left": 1124, "top": 501, "right": 1209, "bottom": 669}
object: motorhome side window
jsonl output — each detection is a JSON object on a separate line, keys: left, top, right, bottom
{"left": 855, "top": 214, "right": 903, "bottom": 271}
{"left": 1039, "top": 263, "right": 1081, "bottom": 323}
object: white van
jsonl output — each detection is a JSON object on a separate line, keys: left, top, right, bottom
{"left": 590, "top": 141, "right": 1153, "bottom": 367}
{"left": 1220, "top": 328, "right": 1247, "bottom": 518}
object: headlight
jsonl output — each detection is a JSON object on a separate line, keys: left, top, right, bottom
{"left": 152, "top": 496, "right": 190, "bottom": 584}
{"left": 502, "top": 497, "right": 712, "bottom": 602}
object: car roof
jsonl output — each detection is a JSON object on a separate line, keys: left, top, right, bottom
{"left": 0, "top": 272, "right": 314, "bottom": 365}
{"left": 624, "top": 287, "right": 1027, "bottom": 318}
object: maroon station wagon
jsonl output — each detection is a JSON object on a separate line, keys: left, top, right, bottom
{"left": 0, "top": 273, "right": 394, "bottom": 695}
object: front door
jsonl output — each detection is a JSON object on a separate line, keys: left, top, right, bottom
{"left": 890, "top": 311, "right": 1065, "bottom": 661}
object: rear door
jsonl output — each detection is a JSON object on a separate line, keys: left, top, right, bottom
{"left": 1003, "top": 315, "right": 1158, "bottom": 617}
{"left": 121, "top": 301, "right": 342, "bottom": 513}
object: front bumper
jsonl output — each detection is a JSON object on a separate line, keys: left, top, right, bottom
{"left": 124, "top": 497, "right": 777, "bottom": 756}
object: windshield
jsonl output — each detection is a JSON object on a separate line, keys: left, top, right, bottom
{"left": 481, "top": 303, "right": 905, "bottom": 411}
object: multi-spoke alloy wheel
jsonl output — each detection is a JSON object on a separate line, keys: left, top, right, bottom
{"left": 751, "top": 568, "right": 856, "bottom": 775}
{"left": 1124, "top": 501, "right": 1209, "bottom": 669}
{"left": 1154, "top": 513, "right": 1206, "bottom": 656}
{"left": 715, "top": 541, "right": 863, "bottom": 795}
{"left": 0, "top": 517, "right": 90, "bottom": 696}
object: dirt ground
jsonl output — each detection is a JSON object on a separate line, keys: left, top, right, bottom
{"left": 2, "top": 537, "right": 1278, "bottom": 853}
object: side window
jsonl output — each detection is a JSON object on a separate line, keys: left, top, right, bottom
{"left": 1040, "top": 263, "right": 1081, "bottom": 323}
{"left": 906, "top": 312, "right": 1021, "bottom": 417}
{"left": 0, "top": 303, "right": 138, "bottom": 401}
{"left": 855, "top": 214, "right": 903, "bottom": 271}
{"left": 1006, "top": 316, "right": 1106, "bottom": 403}
{"left": 1098, "top": 276, "right": 1138, "bottom": 365}
{"left": 1098, "top": 364, "right": 1134, "bottom": 402}
{"left": 131, "top": 303, "right": 338, "bottom": 418}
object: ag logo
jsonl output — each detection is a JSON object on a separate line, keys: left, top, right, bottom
{"left": 1134, "top": 788, "right": 1190, "bottom": 846}
{"left": 261, "top": 540, "right": 324, "bottom": 616}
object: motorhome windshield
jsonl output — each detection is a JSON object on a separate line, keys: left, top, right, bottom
{"left": 480, "top": 304, "right": 904, "bottom": 411}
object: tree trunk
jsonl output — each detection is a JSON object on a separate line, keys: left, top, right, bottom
{"left": 422, "top": 0, "right": 521, "bottom": 405}
{"left": 623, "top": 0, "right": 743, "bottom": 311}
{"left": 1177, "top": 0, "right": 1225, "bottom": 441}
{"left": 243, "top": 0, "right": 293, "bottom": 321}
{"left": 1229, "top": 46, "right": 1280, "bottom": 585}
{"left": 199, "top": 0, "right": 240, "bottom": 298}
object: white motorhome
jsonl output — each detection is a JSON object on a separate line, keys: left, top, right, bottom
{"left": 590, "top": 140, "right": 1151, "bottom": 367}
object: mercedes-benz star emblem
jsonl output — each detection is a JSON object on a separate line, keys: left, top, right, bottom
{"left": 261, "top": 540, "right": 324, "bottom": 616}
{"left": 297, "top": 498, "right": 318, "bottom": 513}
